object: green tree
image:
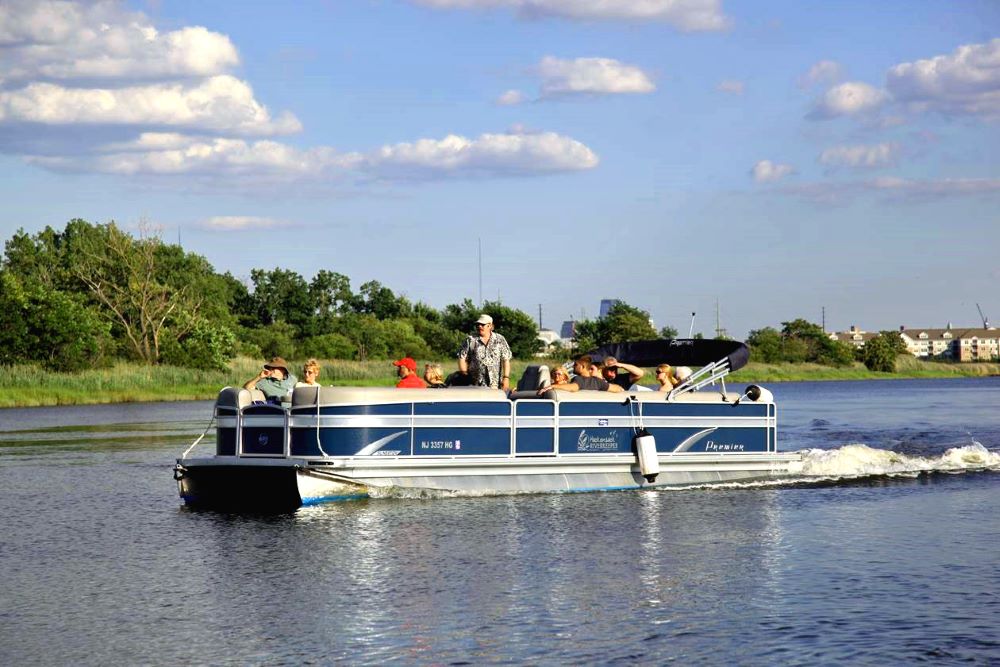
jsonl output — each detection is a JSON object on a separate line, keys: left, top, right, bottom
{"left": 0, "top": 271, "right": 111, "bottom": 371}
{"left": 300, "top": 333, "right": 357, "bottom": 360}
{"left": 780, "top": 318, "right": 854, "bottom": 367}
{"left": 310, "top": 270, "right": 354, "bottom": 317}
{"left": 160, "top": 319, "right": 237, "bottom": 371}
{"left": 861, "top": 334, "right": 898, "bottom": 372}
{"left": 249, "top": 268, "right": 312, "bottom": 330}
{"left": 859, "top": 331, "right": 908, "bottom": 372}
{"left": 67, "top": 222, "right": 201, "bottom": 364}
{"left": 353, "top": 280, "right": 411, "bottom": 320}
{"left": 659, "top": 325, "right": 679, "bottom": 339}
{"left": 571, "top": 301, "right": 657, "bottom": 352}
{"left": 747, "top": 327, "right": 783, "bottom": 363}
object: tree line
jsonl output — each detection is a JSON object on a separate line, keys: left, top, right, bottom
{"left": 1, "top": 219, "right": 908, "bottom": 373}
{"left": 747, "top": 320, "right": 909, "bottom": 372}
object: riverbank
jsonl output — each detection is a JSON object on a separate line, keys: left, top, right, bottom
{"left": 1, "top": 356, "right": 997, "bottom": 408}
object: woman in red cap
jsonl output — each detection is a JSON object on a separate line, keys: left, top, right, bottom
{"left": 393, "top": 357, "right": 427, "bottom": 388}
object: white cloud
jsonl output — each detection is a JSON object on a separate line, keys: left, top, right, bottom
{"left": 751, "top": 160, "right": 794, "bottom": 183}
{"left": 809, "top": 81, "right": 889, "bottom": 119}
{"left": 496, "top": 89, "right": 526, "bottom": 105}
{"left": 363, "top": 130, "right": 599, "bottom": 176}
{"left": 716, "top": 79, "right": 744, "bottom": 95}
{"left": 819, "top": 142, "right": 899, "bottom": 169}
{"left": 886, "top": 38, "right": 1000, "bottom": 119}
{"left": 411, "top": 0, "right": 730, "bottom": 31}
{"left": 778, "top": 176, "right": 1000, "bottom": 204}
{"left": 537, "top": 56, "right": 655, "bottom": 97}
{"left": 0, "top": 76, "right": 302, "bottom": 135}
{"left": 200, "top": 216, "right": 291, "bottom": 231}
{"left": 0, "top": 0, "right": 239, "bottom": 82}
{"left": 798, "top": 60, "right": 843, "bottom": 88}
{"left": 27, "top": 130, "right": 599, "bottom": 182}
{"left": 866, "top": 176, "right": 1000, "bottom": 198}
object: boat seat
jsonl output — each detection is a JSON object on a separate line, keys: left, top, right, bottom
{"left": 216, "top": 386, "right": 262, "bottom": 410}
{"left": 291, "top": 385, "right": 508, "bottom": 407}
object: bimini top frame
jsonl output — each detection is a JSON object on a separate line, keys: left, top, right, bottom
{"left": 588, "top": 338, "right": 750, "bottom": 401}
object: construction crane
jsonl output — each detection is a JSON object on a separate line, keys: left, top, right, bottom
{"left": 977, "top": 303, "right": 990, "bottom": 329}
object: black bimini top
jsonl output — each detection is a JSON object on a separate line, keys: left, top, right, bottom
{"left": 588, "top": 339, "right": 750, "bottom": 373}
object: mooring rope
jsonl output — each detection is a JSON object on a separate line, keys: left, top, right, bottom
{"left": 180, "top": 415, "right": 215, "bottom": 460}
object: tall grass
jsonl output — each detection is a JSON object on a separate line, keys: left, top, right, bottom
{"left": 1, "top": 356, "right": 995, "bottom": 408}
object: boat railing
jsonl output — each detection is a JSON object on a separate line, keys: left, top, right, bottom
{"left": 667, "top": 355, "right": 733, "bottom": 401}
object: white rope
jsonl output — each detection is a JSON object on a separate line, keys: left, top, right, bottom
{"left": 181, "top": 416, "right": 215, "bottom": 460}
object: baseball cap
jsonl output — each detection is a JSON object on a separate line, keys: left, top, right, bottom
{"left": 392, "top": 357, "right": 417, "bottom": 371}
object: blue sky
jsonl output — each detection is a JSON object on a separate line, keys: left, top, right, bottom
{"left": 1, "top": 0, "right": 998, "bottom": 338}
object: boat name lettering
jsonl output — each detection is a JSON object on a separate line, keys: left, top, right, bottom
{"left": 705, "top": 440, "right": 744, "bottom": 451}
{"left": 371, "top": 450, "right": 401, "bottom": 456}
{"left": 419, "top": 440, "right": 463, "bottom": 450}
{"left": 577, "top": 430, "right": 619, "bottom": 452}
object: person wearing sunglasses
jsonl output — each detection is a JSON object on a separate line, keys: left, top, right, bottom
{"left": 457, "top": 313, "right": 512, "bottom": 391}
{"left": 295, "top": 359, "right": 321, "bottom": 387}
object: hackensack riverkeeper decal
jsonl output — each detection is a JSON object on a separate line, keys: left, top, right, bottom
{"left": 577, "top": 430, "right": 620, "bottom": 452}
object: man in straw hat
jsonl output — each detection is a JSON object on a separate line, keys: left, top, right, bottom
{"left": 244, "top": 356, "right": 298, "bottom": 401}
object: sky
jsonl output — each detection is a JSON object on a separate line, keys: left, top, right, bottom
{"left": 1, "top": 0, "right": 999, "bottom": 339}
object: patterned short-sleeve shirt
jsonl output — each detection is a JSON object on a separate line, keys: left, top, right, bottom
{"left": 458, "top": 332, "right": 512, "bottom": 389}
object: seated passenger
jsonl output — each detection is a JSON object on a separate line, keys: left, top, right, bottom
{"left": 656, "top": 364, "right": 679, "bottom": 392}
{"left": 550, "top": 365, "right": 571, "bottom": 387}
{"left": 544, "top": 355, "right": 624, "bottom": 394}
{"left": 244, "top": 356, "right": 298, "bottom": 402}
{"left": 393, "top": 357, "right": 427, "bottom": 388}
{"left": 601, "top": 356, "right": 646, "bottom": 390}
{"left": 295, "top": 358, "right": 321, "bottom": 387}
{"left": 424, "top": 363, "right": 446, "bottom": 388}
{"left": 674, "top": 366, "right": 693, "bottom": 385}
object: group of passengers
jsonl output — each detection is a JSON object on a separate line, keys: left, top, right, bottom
{"left": 243, "top": 312, "right": 692, "bottom": 399}
{"left": 242, "top": 356, "right": 323, "bottom": 401}
{"left": 539, "top": 356, "right": 689, "bottom": 395}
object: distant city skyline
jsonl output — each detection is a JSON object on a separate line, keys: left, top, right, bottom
{"left": 1, "top": 1, "right": 998, "bottom": 340}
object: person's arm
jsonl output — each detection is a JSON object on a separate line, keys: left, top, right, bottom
{"left": 547, "top": 381, "right": 580, "bottom": 393}
{"left": 501, "top": 358, "right": 511, "bottom": 392}
{"left": 243, "top": 369, "right": 266, "bottom": 391}
{"left": 616, "top": 361, "right": 645, "bottom": 383}
{"left": 457, "top": 337, "right": 471, "bottom": 375}
{"left": 606, "top": 383, "right": 624, "bottom": 393}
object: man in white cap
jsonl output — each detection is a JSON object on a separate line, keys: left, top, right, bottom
{"left": 457, "top": 313, "right": 512, "bottom": 391}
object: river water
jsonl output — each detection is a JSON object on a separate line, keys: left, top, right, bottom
{"left": 1, "top": 378, "right": 998, "bottom": 665}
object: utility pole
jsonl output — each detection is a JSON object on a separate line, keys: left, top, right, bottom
{"left": 715, "top": 299, "right": 728, "bottom": 339}
{"left": 688, "top": 312, "right": 696, "bottom": 338}
{"left": 538, "top": 304, "right": 543, "bottom": 330}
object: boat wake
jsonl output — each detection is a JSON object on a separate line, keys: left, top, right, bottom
{"left": 792, "top": 442, "right": 1000, "bottom": 479}
{"left": 655, "top": 442, "right": 1000, "bottom": 492}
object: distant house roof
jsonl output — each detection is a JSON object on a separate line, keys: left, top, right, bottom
{"left": 831, "top": 331, "right": 879, "bottom": 344}
{"left": 901, "top": 327, "right": 999, "bottom": 341}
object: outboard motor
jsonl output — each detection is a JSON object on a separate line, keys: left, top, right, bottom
{"left": 634, "top": 428, "right": 659, "bottom": 483}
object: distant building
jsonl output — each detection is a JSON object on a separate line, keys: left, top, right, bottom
{"left": 599, "top": 299, "right": 621, "bottom": 318}
{"left": 559, "top": 319, "right": 576, "bottom": 339}
{"left": 537, "top": 328, "right": 572, "bottom": 356}
{"left": 830, "top": 325, "right": 879, "bottom": 349}
{"left": 899, "top": 325, "right": 1000, "bottom": 361}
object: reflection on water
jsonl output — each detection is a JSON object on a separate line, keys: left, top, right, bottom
{"left": 1, "top": 380, "right": 999, "bottom": 663}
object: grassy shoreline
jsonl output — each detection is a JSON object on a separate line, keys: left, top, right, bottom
{"left": 1, "top": 356, "right": 997, "bottom": 409}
